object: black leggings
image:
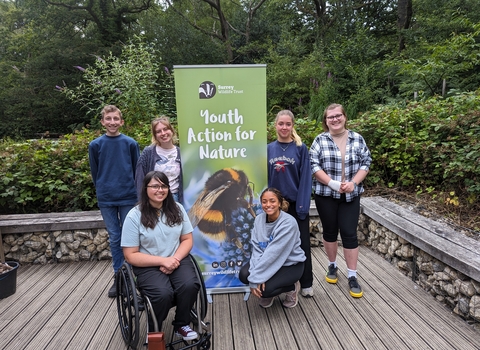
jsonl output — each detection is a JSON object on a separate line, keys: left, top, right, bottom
{"left": 287, "top": 201, "right": 313, "bottom": 289}
{"left": 239, "top": 262, "right": 304, "bottom": 298}
{"left": 314, "top": 194, "right": 360, "bottom": 249}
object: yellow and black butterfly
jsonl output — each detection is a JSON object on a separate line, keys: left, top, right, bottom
{"left": 188, "top": 168, "right": 255, "bottom": 247}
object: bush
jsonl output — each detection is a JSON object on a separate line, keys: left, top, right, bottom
{"left": 1, "top": 90, "right": 478, "bottom": 213}
{"left": 351, "top": 90, "right": 480, "bottom": 205}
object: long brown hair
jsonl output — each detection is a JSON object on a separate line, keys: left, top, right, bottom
{"left": 140, "top": 171, "right": 183, "bottom": 229}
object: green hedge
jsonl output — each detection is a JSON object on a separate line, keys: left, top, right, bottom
{"left": 1, "top": 91, "right": 479, "bottom": 214}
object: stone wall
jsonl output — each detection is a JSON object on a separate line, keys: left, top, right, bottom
{"left": 3, "top": 228, "right": 112, "bottom": 265}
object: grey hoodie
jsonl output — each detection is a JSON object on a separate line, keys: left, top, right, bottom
{"left": 248, "top": 211, "right": 306, "bottom": 289}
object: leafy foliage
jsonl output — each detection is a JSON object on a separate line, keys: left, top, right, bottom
{"left": 1, "top": 130, "right": 97, "bottom": 213}
{"left": 352, "top": 90, "right": 480, "bottom": 205}
{"left": 1, "top": 90, "right": 479, "bottom": 214}
{"left": 57, "top": 37, "right": 176, "bottom": 130}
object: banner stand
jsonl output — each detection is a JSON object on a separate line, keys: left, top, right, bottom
{"left": 174, "top": 64, "right": 267, "bottom": 295}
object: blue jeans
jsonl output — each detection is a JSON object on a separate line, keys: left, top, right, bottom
{"left": 99, "top": 205, "right": 133, "bottom": 273}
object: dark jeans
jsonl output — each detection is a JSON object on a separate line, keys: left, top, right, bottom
{"left": 133, "top": 257, "right": 200, "bottom": 330}
{"left": 314, "top": 194, "right": 360, "bottom": 249}
{"left": 287, "top": 201, "right": 313, "bottom": 289}
{"left": 99, "top": 205, "right": 133, "bottom": 273}
{"left": 239, "top": 262, "right": 304, "bottom": 298}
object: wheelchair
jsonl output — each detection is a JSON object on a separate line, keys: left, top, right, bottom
{"left": 116, "top": 255, "right": 212, "bottom": 350}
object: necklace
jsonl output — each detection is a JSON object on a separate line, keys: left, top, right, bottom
{"left": 278, "top": 141, "right": 292, "bottom": 152}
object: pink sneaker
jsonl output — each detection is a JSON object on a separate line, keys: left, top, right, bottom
{"left": 283, "top": 281, "right": 300, "bottom": 308}
{"left": 258, "top": 297, "right": 274, "bottom": 308}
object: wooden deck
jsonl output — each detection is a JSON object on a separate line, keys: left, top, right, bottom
{"left": 1, "top": 245, "right": 479, "bottom": 350}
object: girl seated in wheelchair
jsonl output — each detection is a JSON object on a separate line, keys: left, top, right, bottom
{"left": 121, "top": 171, "right": 200, "bottom": 341}
{"left": 239, "top": 187, "right": 306, "bottom": 308}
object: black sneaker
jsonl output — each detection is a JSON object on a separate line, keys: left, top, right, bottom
{"left": 325, "top": 264, "right": 338, "bottom": 284}
{"left": 108, "top": 280, "right": 117, "bottom": 298}
{"left": 348, "top": 276, "right": 363, "bottom": 298}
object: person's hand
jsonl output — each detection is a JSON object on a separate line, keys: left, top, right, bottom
{"left": 328, "top": 180, "right": 341, "bottom": 192}
{"left": 160, "top": 266, "right": 173, "bottom": 274}
{"left": 250, "top": 283, "right": 266, "bottom": 298}
{"left": 160, "top": 256, "right": 180, "bottom": 273}
{"left": 340, "top": 182, "right": 355, "bottom": 193}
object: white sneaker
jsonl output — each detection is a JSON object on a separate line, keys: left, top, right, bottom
{"left": 301, "top": 287, "right": 314, "bottom": 297}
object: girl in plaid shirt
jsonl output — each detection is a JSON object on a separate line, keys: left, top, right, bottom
{"left": 309, "top": 103, "right": 372, "bottom": 298}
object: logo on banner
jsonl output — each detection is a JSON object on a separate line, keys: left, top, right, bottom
{"left": 199, "top": 81, "right": 216, "bottom": 99}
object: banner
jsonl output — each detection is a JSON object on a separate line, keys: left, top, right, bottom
{"left": 174, "top": 65, "right": 267, "bottom": 293}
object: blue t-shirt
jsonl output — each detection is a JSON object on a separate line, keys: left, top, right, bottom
{"left": 121, "top": 203, "right": 193, "bottom": 258}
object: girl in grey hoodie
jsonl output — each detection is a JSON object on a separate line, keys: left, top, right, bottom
{"left": 239, "top": 187, "right": 306, "bottom": 308}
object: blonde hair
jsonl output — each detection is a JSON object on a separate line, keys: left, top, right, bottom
{"left": 275, "top": 110, "right": 302, "bottom": 146}
{"left": 150, "top": 116, "right": 177, "bottom": 146}
{"left": 322, "top": 103, "right": 348, "bottom": 132}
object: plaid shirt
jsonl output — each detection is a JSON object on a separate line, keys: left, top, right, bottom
{"left": 309, "top": 130, "right": 372, "bottom": 201}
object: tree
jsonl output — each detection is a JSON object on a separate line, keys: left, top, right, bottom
{"left": 397, "top": 0, "right": 412, "bottom": 52}
{"left": 165, "top": 0, "right": 267, "bottom": 63}
{"left": 44, "top": 0, "right": 154, "bottom": 45}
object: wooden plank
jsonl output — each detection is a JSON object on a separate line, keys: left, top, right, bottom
{"left": 24, "top": 261, "right": 111, "bottom": 349}
{"left": 244, "top": 292, "right": 277, "bottom": 350}
{"left": 369, "top": 197, "right": 480, "bottom": 254}
{"left": 37, "top": 261, "right": 112, "bottom": 349}
{"left": 229, "top": 292, "right": 256, "bottom": 349}
{"left": 212, "top": 293, "right": 232, "bottom": 349}
{"left": 1, "top": 245, "right": 478, "bottom": 350}
{"left": 71, "top": 271, "right": 119, "bottom": 350}
{"left": 311, "top": 252, "right": 388, "bottom": 350}
{"left": 312, "top": 247, "right": 414, "bottom": 349}
{"left": 266, "top": 298, "right": 300, "bottom": 349}
{"left": 360, "top": 197, "right": 480, "bottom": 281}
{"left": 283, "top": 297, "right": 321, "bottom": 349}
{"left": 0, "top": 263, "right": 70, "bottom": 330}
{"left": 86, "top": 298, "right": 124, "bottom": 350}
{"left": 0, "top": 211, "right": 102, "bottom": 221}
{"left": 359, "top": 247, "right": 480, "bottom": 348}
{"left": 0, "top": 262, "right": 90, "bottom": 349}
{"left": 0, "top": 217, "right": 105, "bottom": 233}
{"left": 307, "top": 250, "right": 366, "bottom": 349}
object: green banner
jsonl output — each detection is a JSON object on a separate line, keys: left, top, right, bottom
{"left": 174, "top": 65, "right": 267, "bottom": 292}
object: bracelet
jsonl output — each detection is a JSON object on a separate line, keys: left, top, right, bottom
{"left": 173, "top": 256, "right": 180, "bottom": 262}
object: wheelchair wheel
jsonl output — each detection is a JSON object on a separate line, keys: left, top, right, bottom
{"left": 116, "top": 262, "right": 141, "bottom": 349}
{"left": 189, "top": 255, "right": 212, "bottom": 350}
{"left": 190, "top": 255, "right": 208, "bottom": 322}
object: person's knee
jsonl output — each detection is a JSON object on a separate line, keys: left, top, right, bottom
{"left": 323, "top": 232, "right": 338, "bottom": 243}
{"left": 239, "top": 265, "right": 250, "bottom": 284}
{"left": 341, "top": 235, "right": 358, "bottom": 249}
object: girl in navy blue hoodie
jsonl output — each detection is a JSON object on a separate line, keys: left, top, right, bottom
{"left": 267, "top": 110, "right": 313, "bottom": 297}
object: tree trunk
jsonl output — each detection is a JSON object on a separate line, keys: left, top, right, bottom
{"left": 397, "top": 0, "right": 413, "bottom": 53}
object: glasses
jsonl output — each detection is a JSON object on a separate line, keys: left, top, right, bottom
{"left": 147, "top": 184, "right": 168, "bottom": 191}
{"left": 326, "top": 113, "right": 343, "bottom": 121}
